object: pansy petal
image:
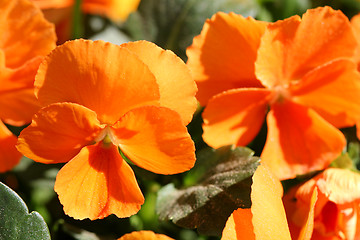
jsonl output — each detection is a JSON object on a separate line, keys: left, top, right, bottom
{"left": 186, "top": 12, "right": 266, "bottom": 105}
{"left": 298, "top": 168, "right": 360, "bottom": 205}
{"left": 297, "top": 188, "right": 317, "bottom": 240}
{"left": 256, "top": 7, "right": 356, "bottom": 88}
{"left": 35, "top": 39, "right": 160, "bottom": 125}
{"left": 250, "top": 164, "right": 292, "bottom": 240}
{"left": 82, "top": 0, "right": 140, "bottom": 21}
{"left": 0, "top": 121, "right": 21, "bottom": 172}
{"left": 0, "top": 0, "right": 55, "bottom": 125}
{"left": 283, "top": 185, "right": 317, "bottom": 240}
{"left": 221, "top": 208, "right": 255, "bottom": 240}
{"left": 17, "top": 103, "right": 103, "bottom": 164}
{"left": 261, "top": 101, "right": 345, "bottom": 180}
{"left": 118, "top": 231, "right": 174, "bottom": 240}
{"left": 0, "top": 88, "right": 40, "bottom": 126}
{"left": 54, "top": 143, "right": 144, "bottom": 220}
{"left": 0, "top": 56, "right": 44, "bottom": 125}
{"left": 0, "top": 0, "right": 56, "bottom": 69}
{"left": 291, "top": 59, "right": 360, "bottom": 128}
{"left": 202, "top": 88, "right": 272, "bottom": 148}
{"left": 351, "top": 13, "right": 360, "bottom": 70}
{"left": 122, "top": 41, "right": 197, "bottom": 125}
{"left": 111, "top": 106, "right": 195, "bottom": 175}
{"left": 0, "top": 56, "right": 43, "bottom": 92}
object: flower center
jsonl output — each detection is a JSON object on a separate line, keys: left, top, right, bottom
{"left": 269, "top": 85, "right": 291, "bottom": 105}
{"left": 95, "top": 126, "right": 116, "bottom": 148}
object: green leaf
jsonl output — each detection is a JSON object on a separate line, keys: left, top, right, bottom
{"left": 348, "top": 141, "right": 360, "bottom": 170}
{"left": 330, "top": 153, "right": 357, "bottom": 170}
{"left": 330, "top": 142, "right": 360, "bottom": 172}
{"left": 122, "top": 0, "right": 259, "bottom": 60}
{"left": 0, "top": 181, "right": 50, "bottom": 240}
{"left": 156, "top": 145, "right": 260, "bottom": 236}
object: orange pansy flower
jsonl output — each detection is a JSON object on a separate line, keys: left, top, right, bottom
{"left": 17, "top": 39, "right": 197, "bottom": 220}
{"left": 284, "top": 168, "right": 360, "bottom": 240}
{"left": 187, "top": 7, "right": 360, "bottom": 180}
{"left": 221, "top": 163, "right": 316, "bottom": 240}
{"left": 0, "top": 0, "right": 56, "bottom": 172}
{"left": 118, "top": 231, "right": 174, "bottom": 240}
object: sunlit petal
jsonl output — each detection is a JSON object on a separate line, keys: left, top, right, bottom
{"left": 261, "top": 101, "right": 345, "bottom": 180}
{"left": 298, "top": 168, "right": 360, "bottom": 205}
{"left": 291, "top": 59, "right": 360, "bottom": 128}
{"left": 222, "top": 208, "right": 255, "bottom": 240}
{"left": 256, "top": 7, "right": 356, "bottom": 88}
{"left": 186, "top": 12, "right": 266, "bottom": 105}
{"left": 111, "top": 106, "right": 195, "bottom": 175}
{"left": 17, "top": 103, "right": 103, "bottom": 164}
{"left": 202, "top": 88, "right": 272, "bottom": 148}
{"left": 35, "top": 39, "right": 160, "bottom": 125}
{"left": 55, "top": 143, "right": 144, "bottom": 220}
{"left": 122, "top": 41, "right": 197, "bottom": 125}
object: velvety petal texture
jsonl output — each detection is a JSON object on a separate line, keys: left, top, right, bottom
{"left": 55, "top": 143, "right": 144, "bottom": 220}
{"left": 35, "top": 39, "right": 161, "bottom": 125}
{"left": 0, "top": 87, "right": 40, "bottom": 126}
{"left": 17, "top": 103, "right": 103, "bottom": 164}
{"left": 122, "top": 41, "right": 198, "bottom": 125}
{"left": 0, "top": 121, "right": 22, "bottom": 172}
{"left": 0, "top": 0, "right": 56, "bottom": 69}
{"left": 291, "top": 59, "right": 360, "bottom": 128}
{"left": 0, "top": 0, "right": 56, "bottom": 125}
{"left": 256, "top": 6, "right": 357, "bottom": 88}
{"left": 261, "top": 101, "right": 345, "bottom": 180}
{"left": 186, "top": 12, "right": 266, "bottom": 105}
{"left": 112, "top": 106, "right": 195, "bottom": 174}
{"left": 118, "top": 231, "right": 174, "bottom": 240}
{"left": 202, "top": 88, "right": 272, "bottom": 148}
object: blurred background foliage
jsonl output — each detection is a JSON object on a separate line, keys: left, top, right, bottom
{"left": 2, "top": 0, "right": 360, "bottom": 239}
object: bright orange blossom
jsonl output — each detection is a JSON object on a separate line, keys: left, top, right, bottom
{"left": 17, "top": 39, "right": 197, "bottom": 220}
{"left": 221, "top": 163, "right": 317, "bottom": 240}
{"left": 187, "top": 7, "right": 360, "bottom": 180}
{"left": 284, "top": 168, "right": 360, "bottom": 240}
{"left": 0, "top": 0, "right": 56, "bottom": 172}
